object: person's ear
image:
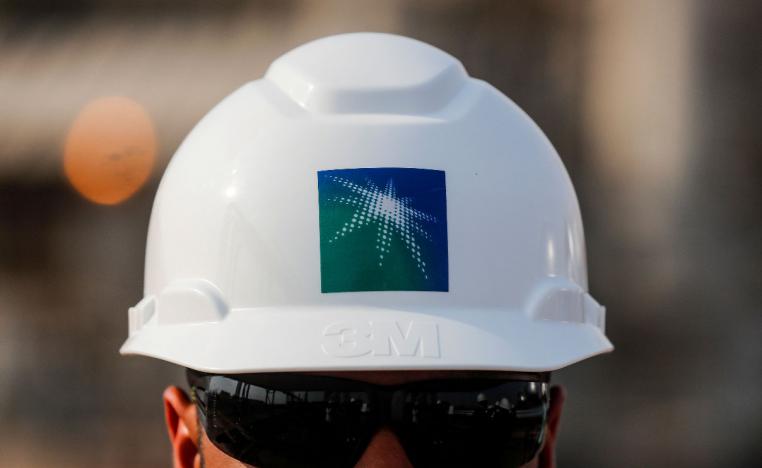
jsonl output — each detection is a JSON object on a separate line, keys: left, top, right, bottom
{"left": 537, "top": 385, "right": 566, "bottom": 468}
{"left": 163, "top": 386, "right": 201, "bottom": 468}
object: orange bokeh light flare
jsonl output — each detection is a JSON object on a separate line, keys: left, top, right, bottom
{"left": 63, "top": 96, "right": 157, "bottom": 205}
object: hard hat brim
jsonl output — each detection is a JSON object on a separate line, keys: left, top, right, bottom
{"left": 119, "top": 306, "right": 613, "bottom": 374}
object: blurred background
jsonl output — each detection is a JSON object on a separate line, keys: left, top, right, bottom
{"left": 0, "top": 0, "right": 760, "bottom": 466}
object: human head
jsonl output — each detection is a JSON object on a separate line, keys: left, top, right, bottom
{"left": 120, "top": 32, "right": 612, "bottom": 468}
{"left": 162, "top": 371, "right": 566, "bottom": 468}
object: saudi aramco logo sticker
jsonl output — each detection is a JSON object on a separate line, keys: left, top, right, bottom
{"left": 317, "top": 167, "right": 448, "bottom": 293}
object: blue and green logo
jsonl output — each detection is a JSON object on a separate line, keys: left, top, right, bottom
{"left": 318, "top": 167, "right": 448, "bottom": 293}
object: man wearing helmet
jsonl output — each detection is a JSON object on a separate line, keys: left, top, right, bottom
{"left": 121, "top": 33, "right": 611, "bottom": 468}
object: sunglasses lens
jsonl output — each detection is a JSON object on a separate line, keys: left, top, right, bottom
{"left": 190, "top": 372, "right": 549, "bottom": 468}
{"left": 194, "top": 375, "right": 377, "bottom": 468}
{"left": 394, "top": 380, "right": 549, "bottom": 467}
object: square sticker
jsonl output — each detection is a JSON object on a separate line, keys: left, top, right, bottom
{"left": 317, "top": 167, "right": 448, "bottom": 293}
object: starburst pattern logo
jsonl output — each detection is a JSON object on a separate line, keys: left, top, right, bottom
{"left": 318, "top": 168, "right": 448, "bottom": 293}
{"left": 325, "top": 175, "right": 437, "bottom": 277}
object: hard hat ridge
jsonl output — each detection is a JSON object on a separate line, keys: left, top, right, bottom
{"left": 265, "top": 32, "right": 469, "bottom": 115}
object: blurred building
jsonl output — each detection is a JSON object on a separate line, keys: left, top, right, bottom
{"left": 0, "top": 1, "right": 760, "bottom": 467}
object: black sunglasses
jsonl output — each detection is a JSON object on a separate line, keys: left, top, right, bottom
{"left": 187, "top": 369, "right": 550, "bottom": 468}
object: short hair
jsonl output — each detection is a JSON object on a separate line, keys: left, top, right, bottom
{"left": 190, "top": 386, "right": 206, "bottom": 468}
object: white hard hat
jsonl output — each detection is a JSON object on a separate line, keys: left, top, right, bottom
{"left": 120, "top": 33, "right": 613, "bottom": 373}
